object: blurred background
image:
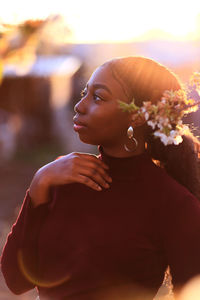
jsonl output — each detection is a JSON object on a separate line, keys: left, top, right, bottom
{"left": 0, "top": 0, "right": 200, "bottom": 299}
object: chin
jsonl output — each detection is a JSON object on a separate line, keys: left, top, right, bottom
{"left": 78, "top": 135, "right": 99, "bottom": 146}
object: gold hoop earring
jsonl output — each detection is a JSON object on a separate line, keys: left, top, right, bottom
{"left": 124, "top": 126, "right": 138, "bottom": 152}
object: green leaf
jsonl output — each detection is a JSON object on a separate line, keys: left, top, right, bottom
{"left": 163, "top": 126, "right": 171, "bottom": 136}
{"left": 118, "top": 98, "right": 139, "bottom": 113}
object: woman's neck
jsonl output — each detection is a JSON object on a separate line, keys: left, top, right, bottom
{"left": 100, "top": 142, "right": 146, "bottom": 158}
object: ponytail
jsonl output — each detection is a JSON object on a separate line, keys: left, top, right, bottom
{"left": 146, "top": 130, "right": 200, "bottom": 200}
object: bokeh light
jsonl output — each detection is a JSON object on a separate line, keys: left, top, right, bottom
{"left": 1, "top": 0, "right": 200, "bottom": 43}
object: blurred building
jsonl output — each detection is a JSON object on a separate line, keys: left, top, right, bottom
{"left": 0, "top": 55, "right": 81, "bottom": 159}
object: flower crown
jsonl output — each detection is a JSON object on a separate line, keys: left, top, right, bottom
{"left": 119, "top": 72, "right": 200, "bottom": 146}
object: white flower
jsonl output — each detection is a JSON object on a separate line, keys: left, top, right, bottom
{"left": 144, "top": 112, "right": 149, "bottom": 120}
{"left": 119, "top": 82, "right": 200, "bottom": 148}
{"left": 154, "top": 131, "right": 168, "bottom": 145}
{"left": 141, "top": 107, "right": 146, "bottom": 113}
{"left": 154, "top": 131, "right": 178, "bottom": 145}
{"left": 147, "top": 120, "right": 156, "bottom": 129}
{"left": 163, "top": 135, "right": 175, "bottom": 145}
{"left": 153, "top": 131, "right": 162, "bottom": 138}
{"left": 170, "top": 130, "right": 177, "bottom": 138}
{"left": 174, "top": 135, "right": 183, "bottom": 145}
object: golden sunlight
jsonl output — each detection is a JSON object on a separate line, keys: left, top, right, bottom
{"left": 178, "top": 276, "right": 200, "bottom": 300}
{"left": 1, "top": 0, "right": 200, "bottom": 43}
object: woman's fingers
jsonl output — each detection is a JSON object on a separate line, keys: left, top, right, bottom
{"left": 46, "top": 152, "right": 112, "bottom": 190}
{"left": 71, "top": 154, "right": 112, "bottom": 190}
{"left": 94, "top": 165, "right": 112, "bottom": 183}
{"left": 81, "top": 161, "right": 112, "bottom": 184}
{"left": 75, "top": 166, "right": 110, "bottom": 189}
{"left": 77, "top": 155, "right": 112, "bottom": 183}
{"left": 80, "top": 153, "right": 109, "bottom": 170}
{"left": 77, "top": 175, "right": 103, "bottom": 191}
{"left": 77, "top": 157, "right": 112, "bottom": 186}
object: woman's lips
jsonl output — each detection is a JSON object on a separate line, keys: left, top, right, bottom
{"left": 73, "top": 124, "right": 87, "bottom": 132}
{"left": 73, "top": 119, "right": 87, "bottom": 132}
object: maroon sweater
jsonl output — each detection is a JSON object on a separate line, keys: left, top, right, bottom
{"left": 1, "top": 149, "right": 200, "bottom": 299}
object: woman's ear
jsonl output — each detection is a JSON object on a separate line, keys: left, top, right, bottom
{"left": 131, "top": 112, "right": 146, "bottom": 128}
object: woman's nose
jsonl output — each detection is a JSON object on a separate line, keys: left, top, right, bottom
{"left": 74, "top": 97, "right": 87, "bottom": 114}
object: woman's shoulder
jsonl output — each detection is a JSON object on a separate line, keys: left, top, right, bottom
{"left": 142, "top": 158, "right": 199, "bottom": 206}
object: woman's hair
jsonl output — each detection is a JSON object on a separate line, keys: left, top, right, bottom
{"left": 105, "top": 56, "right": 200, "bottom": 199}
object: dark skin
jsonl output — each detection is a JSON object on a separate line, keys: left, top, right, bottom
{"left": 29, "top": 64, "right": 146, "bottom": 207}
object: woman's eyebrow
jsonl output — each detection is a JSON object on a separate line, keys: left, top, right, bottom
{"left": 86, "top": 83, "right": 112, "bottom": 95}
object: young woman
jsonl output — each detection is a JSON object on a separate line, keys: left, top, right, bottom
{"left": 1, "top": 56, "right": 200, "bottom": 300}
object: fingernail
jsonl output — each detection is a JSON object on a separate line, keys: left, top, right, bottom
{"left": 105, "top": 183, "right": 110, "bottom": 188}
{"left": 97, "top": 186, "right": 102, "bottom": 191}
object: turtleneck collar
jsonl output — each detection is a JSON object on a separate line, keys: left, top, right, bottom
{"left": 98, "top": 146, "right": 152, "bottom": 180}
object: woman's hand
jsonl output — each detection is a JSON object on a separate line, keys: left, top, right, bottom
{"left": 29, "top": 152, "right": 112, "bottom": 207}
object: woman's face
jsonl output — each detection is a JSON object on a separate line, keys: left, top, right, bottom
{"left": 73, "top": 64, "right": 131, "bottom": 147}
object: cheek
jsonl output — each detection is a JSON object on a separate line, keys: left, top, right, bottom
{"left": 90, "top": 107, "right": 129, "bottom": 136}
{"left": 77, "top": 105, "right": 131, "bottom": 145}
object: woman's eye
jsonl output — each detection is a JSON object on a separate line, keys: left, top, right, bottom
{"left": 80, "top": 89, "right": 104, "bottom": 102}
{"left": 94, "top": 94, "right": 103, "bottom": 102}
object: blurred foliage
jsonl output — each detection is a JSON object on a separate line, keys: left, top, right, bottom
{"left": 0, "top": 15, "right": 71, "bottom": 79}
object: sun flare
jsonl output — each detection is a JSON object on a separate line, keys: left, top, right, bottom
{"left": 0, "top": 0, "right": 200, "bottom": 43}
